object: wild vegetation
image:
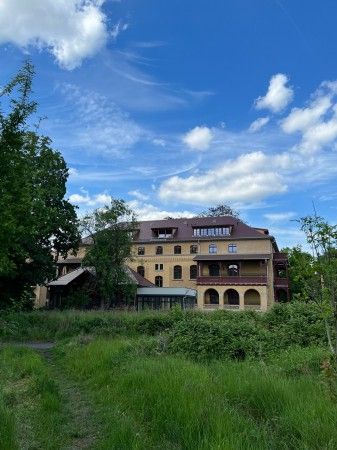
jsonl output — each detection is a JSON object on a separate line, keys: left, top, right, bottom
{"left": 0, "top": 328, "right": 336, "bottom": 449}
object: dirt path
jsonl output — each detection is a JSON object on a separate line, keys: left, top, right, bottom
{"left": 7, "top": 342, "right": 98, "bottom": 450}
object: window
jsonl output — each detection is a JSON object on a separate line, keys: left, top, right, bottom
{"left": 156, "top": 246, "right": 163, "bottom": 255}
{"left": 138, "top": 247, "right": 145, "bottom": 255}
{"left": 193, "top": 226, "right": 231, "bottom": 237}
{"left": 155, "top": 264, "right": 163, "bottom": 271}
{"left": 228, "top": 244, "right": 237, "bottom": 253}
{"left": 155, "top": 276, "right": 163, "bottom": 287}
{"left": 190, "top": 244, "right": 198, "bottom": 254}
{"left": 209, "top": 243, "right": 217, "bottom": 254}
{"left": 190, "top": 265, "right": 197, "bottom": 279}
{"left": 209, "top": 263, "right": 220, "bottom": 276}
{"left": 173, "top": 265, "right": 182, "bottom": 279}
{"left": 137, "top": 266, "right": 145, "bottom": 277}
{"left": 152, "top": 228, "right": 174, "bottom": 238}
{"left": 174, "top": 245, "right": 181, "bottom": 255}
{"left": 228, "top": 264, "right": 239, "bottom": 276}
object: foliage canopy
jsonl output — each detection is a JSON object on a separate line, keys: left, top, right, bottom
{"left": 0, "top": 62, "right": 80, "bottom": 307}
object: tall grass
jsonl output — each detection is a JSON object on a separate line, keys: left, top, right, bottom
{"left": 0, "top": 394, "right": 17, "bottom": 450}
{"left": 0, "top": 346, "right": 66, "bottom": 449}
{"left": 0, "top": 309, "right": 177, "bottom": 341}
{"left": 58, "top": 337, "right": 337, "bottom": 449}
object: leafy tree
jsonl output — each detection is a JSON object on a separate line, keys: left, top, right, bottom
{"left": 299, "top": 215, "right": 337, "bottom": 363}
{"left": 80, "top": 199, "right": 138, "bottom": 308}
{"left": 0, "top": 62, "right": 80, "bottom": 307}
{"left": 282, "top": 246, "right": 316, "bottom": 300}
{"left": 198, "top": 204, "right": 241, "bottom": 219}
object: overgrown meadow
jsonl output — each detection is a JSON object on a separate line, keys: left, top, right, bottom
{"left": 1, "top": 302, "right": 336, "bottom": 449}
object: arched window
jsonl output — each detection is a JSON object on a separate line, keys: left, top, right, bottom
{"left": 228, "top": 264, "right": 239, "bottom": 276}
{"left": 228, "top": 244, "right": 237, "bottom": 253}
{"left": 155, "top": 276, "right": 163, "bottom": 287}
{"left": 224, "top": 289, "right": 239, "bottom": 305}
{"left": 190, "top": 244, "right": 198, "bottom": 254}
{"left": 173, "top": 265, "right": 182, "bottom": 279}
{"left": 209, "top": 243, "right": 217, "bottom": 254}
{"left": 209, "top": 263, "right": 220, "bottom": 276}
{"left": 137, "top": 266, "right": 145, "bottom": 278}
{"left": 174, "top": 245, "right": 181, "bottom": 255}
{"left": 190, "top": 265, "right": 197, "bottom": 279}
{"left": 204, "top": 288, "right": 219, "bottom": 304}
{"left": 156, "top": 246, "right": 163, "bottom": 255}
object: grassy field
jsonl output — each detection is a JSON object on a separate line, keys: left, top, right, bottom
{"left": 0, "top": 336, "right": 336, "bottom": 449}
{"left": 0, "top": 305, "right": 336, "bottom": 449}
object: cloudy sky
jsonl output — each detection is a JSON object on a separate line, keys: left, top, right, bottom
{"left": 1, "top": 0, "right": 337, "bottom": 248}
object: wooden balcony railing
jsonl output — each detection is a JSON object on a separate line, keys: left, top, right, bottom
{"left": 197, "top": 275, "right": 268, "bottom": 286}
{"left": 274, "top": 277, "right": 289, "bottom": 287}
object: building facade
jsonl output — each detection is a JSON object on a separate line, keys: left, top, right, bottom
{"left": 35, "top": 215, "right": 289, "bottom": 311}
{"left": 127, "top": 216, "right": 289, "bottom": 311}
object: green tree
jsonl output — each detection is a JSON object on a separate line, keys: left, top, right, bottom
{"left": 282, "top": 246, "right": 316, "bottom": 300}
{"left": 299, "top": 215, "right": 337, "bottom": 363}
{"left": 0, "top": 62, "right": 80, "bottom": 307}
{"left": 80, "top": 199, "right": 138, "bottom": 308}
{"left": 198, "top": 204, "right": 241, "bottom": 219}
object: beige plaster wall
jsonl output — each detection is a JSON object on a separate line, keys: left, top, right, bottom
{"left": 197, "top": 285, "right": 268, "bottom": 311}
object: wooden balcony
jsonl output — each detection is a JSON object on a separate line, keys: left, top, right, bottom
{"left": 197, "top": 275, "right": 268, "bottom": 286}
{"left": 274, "top": 277, "right": 289, "bottom": 287}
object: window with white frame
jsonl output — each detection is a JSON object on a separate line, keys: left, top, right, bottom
{"left": 228, "top": 243, "right": 237, "bottom": 253}
{"left": 209, "top": 243, "right": 217, "bottom": 254}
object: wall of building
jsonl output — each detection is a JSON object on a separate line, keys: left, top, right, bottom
{"left": 197, "top": 285, "right": 268, "bottom": 311}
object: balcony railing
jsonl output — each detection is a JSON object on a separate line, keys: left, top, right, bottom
{"left": 197, "top": 275, "right": 267, "bottom": 285}
{"left": 274, "top": 277, "right": 289, "bottom": 287}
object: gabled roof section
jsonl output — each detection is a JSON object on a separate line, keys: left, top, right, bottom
{"left": 134, "top": 216, "right": 270, "bottom": 242}
{"left": 48, "top": 267, "right": 94, "bottom": 286}
{"left": 126, "top": 267, "right": 155, "bottom": 287}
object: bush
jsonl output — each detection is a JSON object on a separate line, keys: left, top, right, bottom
{"left": 167, "top": 313, "right": 270, "bottom": 361}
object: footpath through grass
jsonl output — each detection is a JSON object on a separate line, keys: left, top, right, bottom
{"left": 54, "top": 337, "right": 337, "bottom": 450}
{"left": 0, "top": 344, "right": 98, "bottom": 449}
{"left": 0, "top": 303, "right": 336, "bottom": 449}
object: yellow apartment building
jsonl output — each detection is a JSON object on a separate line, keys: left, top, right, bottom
{"left": 36, "top": 215, "right": 289, "bottom": 311}
{"left": 127, "top": 216, "right": 289, "bottom": 311}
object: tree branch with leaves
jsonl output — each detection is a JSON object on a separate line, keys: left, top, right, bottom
{"left": 80, "top": 199, "right": 138, "bottom": 308}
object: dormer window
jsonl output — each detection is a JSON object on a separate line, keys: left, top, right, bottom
{"left": 152, "top": 228, "right": 176, "bottom": 239}
{"left": 193, "top": 226, "right": 231, "bottom": 237}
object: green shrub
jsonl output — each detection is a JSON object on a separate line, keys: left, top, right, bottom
{"left": 167, "top": 314, "right": 270, "bottom": 361}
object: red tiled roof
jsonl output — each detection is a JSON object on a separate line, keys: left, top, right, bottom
{"left": 134, "top": 216, "right": 270, "bottom": 243}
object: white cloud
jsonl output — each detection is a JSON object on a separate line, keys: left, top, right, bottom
{"left": 249, "top": 117, "right": 270, "bottom": 132}
{"left": 159, "top": 151, "right": 288, "bottom": 205}
{"left": 111, "top": 21, "right": 129, "bottom": 40}
{"left": 127, "top": 200, "right": 194, "bottom": 221}
{"left": 69, "top": 189, "right": 111, "bottom": 207}
{"left": 281, "top": 96, "right": 331, "bottom": 134}
{"left": 264, "top": 212, "right": 297, "bottom": 223}
{"left": 255, "top": 74, "right": 293, "bottom": 113}
{"left": 281, "top": 82, "right": 337, "bottom": 153}
{"left": 56, "top": 83, "right": 144, "bottom": 155}
{"left": 128, "top": 190, "right": 149, "bottom": 201}
{"left": 0, "top": 0, "right": 109, "bottom": 69}
{"left": 182, "top": 126, "right": 213, "bottom": 151}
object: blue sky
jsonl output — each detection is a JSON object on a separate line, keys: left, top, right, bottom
{"left": 1, "top": 0, "right": 337, "bottom": 248}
